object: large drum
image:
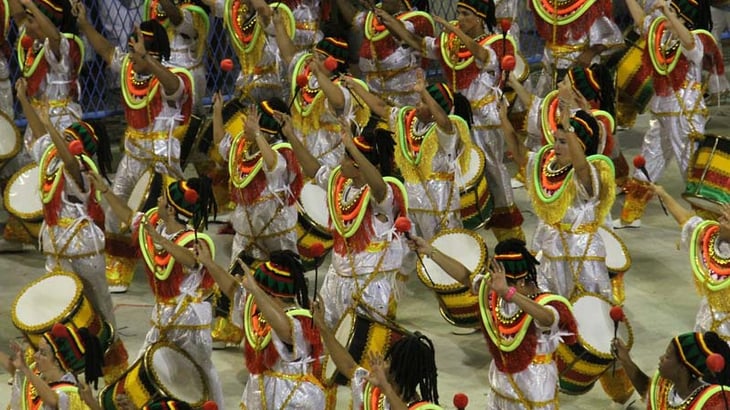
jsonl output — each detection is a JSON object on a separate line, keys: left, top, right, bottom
{"left": 598, "top": 227, "right": 632, "bottom": 304}
{"left": 127, "top": 170, "right": 158, "bottom": 214}
{"left": 417, "top": 229, "right": 488, "bottom": 328}
{"left": 4, "top": 164, "right": 43, "bottom": 240}
{"left": 295, "top": 181, "right": 333, "bottom": 270}
{"left": 683, "top": 128, "right": 730, "bottom": 215}
{"left": 0, "top": 110, "right": 20, "bottom": 169}
{"left": 456, "top": 147, "right": 493, "bottom": 230}
{"left": 99, "top": 342, "right": 208, "bottom": 409}
{"left": 616, "top": 30, "right": 653, "bottom": 128}
{"left": 196, "top": 98, "right": 246, "bottom": 159}
{"left": 324, "top": 311, "right": 407, "bottom": 386}
{"left": 11, "top": 271, "right": 113, "bottom": 349}
{"left": 556, "top": 294, "right": 633, "bottom": 395}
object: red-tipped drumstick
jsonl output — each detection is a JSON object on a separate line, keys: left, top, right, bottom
{"left": 633, "top": 155, "right": 668, "bottom": 216}
{"left": 453, "top": 392, "right": 469, "bottom": 410}
{"left": 609, "top": 306, "right": 625, "bottom": 376}
{"left": 395, "top": 216, "right": 435, "bottom": 287}
{"left": 707, "top": 353, "right": 729, "bottom": 410}
{"left": 501, "top": 55, "right": 516, "bottom": 91}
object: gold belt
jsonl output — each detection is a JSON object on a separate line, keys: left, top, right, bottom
{"left": 296, "top": 21, "right": 318, "bottom": 31}
{"left": 31, "top": 98, "right": 72, "bottom": 108}
{"left": 365, "top": 65, "right": 412, "bottom": 81}
{"left": 470, "top": 93, "right": 497, "bottom": 109}
{"left": 547, "top": 42, "right": 587, "bottom": 56}
{"left": 125, "top": 127, "right": 185, "bottom": 141}
{"left": 532, "top": 354, "right": 552, "bottom": 365}
{"left": 553, "top": 222, "right": 599, "bottom": 234}
{"left": 429, "top": 172, "right": 455, "bottom": 181}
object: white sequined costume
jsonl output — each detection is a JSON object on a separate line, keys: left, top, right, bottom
{"left": 163, "top": 6, "right": 209, "bottom": 111}
{"left": 10, "top": 367, "right": 83, "bottom": 410}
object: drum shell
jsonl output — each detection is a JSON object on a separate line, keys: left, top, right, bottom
{"left": 457, "top": 148, "right": 494, "bottom": 230}
{"left": 295, "top": 183, "right": 333, "bottom": 270}
{"left": 616, "top": 31, "right": 653, "bottom": 126}
{"left": 99, "top": 342, "right": 208, "bottom": 409}
{"left": 683, "top": 133, "right": 730, "bottom": 215}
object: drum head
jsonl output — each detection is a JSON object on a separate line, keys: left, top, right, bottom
{"left": 4, "top": 164, "right": 43, "bottom": 221}
{"left": 456, "top": 147, "right": 484, "bottom": 189}
{"left": 12, "top": 272, "right": 82, "bottom": 333}
{"left": 418, "top": 229, "right": 488, "bottom": 292}
{"left": 514, "top": 54, "right": 528, "bottom": 82}
{"left": 298, "top": 182, "right": 329, "bottom": 229}
{"left": 572, "top": 295, "right": 633, "bottom": 357}
{"left": 324, "top": 311, "right": 355, "bottom": 381}
{"left": 597, "top": 227, "right": 631, "bottom": 272}
{"left": 0, "top": 111, "right": 20, "bottom": 160}
{"left": 147, "top": 343, "right": 207, "bottom": 406}
{"left": 683, "top": 195, "right": 726, "bottom": 215}
{"left": 127, "top": 170, "right": 154, "bottom": 213}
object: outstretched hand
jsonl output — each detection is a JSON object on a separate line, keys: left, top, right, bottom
{"left": 487, "top": 257, "right": 509, "bottom": 297}
{"left": 364, "top": 352, "right": 390, "bottom": 388}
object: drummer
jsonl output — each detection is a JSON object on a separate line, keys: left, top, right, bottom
{"left": 408, "top": 236, "right": 578, "bottom": 409}
{"left": 653, "top": 186, "right": 730, "bottom": 342}
{"left": 280, "top": 112, "right": 408, "bottom": 331}
{"left": 380, "top": 0, "right": 526, "bottom": 242}
{"left": 613, "top": 331, "right": 730, "bottom": 408}
{"left": 0, "top": 323, "right": 104, "bottom": 410}
{"left": 616, "top": 0, "right": 720, "bottom": 228}
{"left": 208, "top": 95, "right": 303, "bottom": 347}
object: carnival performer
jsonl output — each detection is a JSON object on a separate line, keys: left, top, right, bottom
{"left": 380, "top": 0, "right": 525, "bottom": 241}
{"left": 18, "top": 78, "right": 128, "bottom": 382}
{"left": 616, "top": 0, "right": 721, "bottom": 228}
{"left": 209, "top": 94, "right": 303, "bottom": 347}
{"left": 313, "top": 300, "right": 442, "bottom": 410}
{"left": 334, "top": 0, "right": 434, "bottom": 106}
{"left": 197, "top": 248, "right": 326, "bottom": 409}
{"left": 502, "top": 100, "right": 615, "bottom": 301}
{"left": 143, "top": 0, "right": 211, "bottom": 111}
{"left": 344, "top": 73, "right": 470, "bottom": 240}
{"left": 613, "top": 331, "right": 730, "bottom": 409}
{"left": 88, "top": 172, "right": 224, "bottom": 407}
{"left": 527, "top": 0, "right": 622, "bottom": 95}
{"left": 0, "top": 323, "right": 104, "bottom": 410}
{"left": 653, "top": 187, "right": 730, "bottom": 342}
{"left": 281, "top": 112, "right": 408, "bottom": 329}
{"left": 409, "top": 236, "right": 577, "bottom": 409}
{"left": 76, "top": 1, "right": 194, "bottom": 292}
{"left": 274, "top": 18, "right": 370, "bottom": 169}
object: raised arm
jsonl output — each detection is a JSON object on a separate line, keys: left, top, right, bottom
{"left": 245, "top": 108, "right": 277, "bottom": 170}
{"left": 312, "top": 300, "right": 359, "bottom": 378}
{"left": 340, "top": 77, "right": 388, "bottom": 119}
{"left": 340, "top": 120, "right": 388, "bottom": 202}
{"left": 142, "top": 221, "right": 198, "bottom": 267}
{"left": 195, "top": 242, "right": 238, "bottom": 299}
{"left": 12, "top": 346, "right": 60, "bottom": 408}
{"left": 274, "top": 112, "right": 321, "bottom": 178}
{"left": 15, "top": 79, "right": 45, "bottom": 140}
{"left": 499, "top": 98, "right": 527, "bottom": 169}
{"left": 273, "top": 9, "right": 296, "bottom": 66}
{"left": 408, "top": 235, "right": 472, "bottom": 288}
{"left": 507, "top": 72, "right": 534, "bottom": 107}
{"left": 73, "top": 1, "right": 115, "bottom": 65}
{"left": 158, "top": 0, "right": 184, "bottom": 26}
{"left": 651, "top": 185, "right": 693, "bottom": 226}
{"left": 334, "top": 0, "right": 359, "bottom": 25}
{"left": 310, "top": 58, "right": 345, "bottom": 110}
{"left": 130, "top": 27, "right": 181, "bottom": 95}
{"left": 365, "top": 354, "right": 409, "bottom": 410}
{"left": 487, "top": 259, "right": 555, "bottom": 327}
{"left": 239, "top": 261, "right": 295, "bottom": 344}
{"left": 373, "top": 8, "right": 422, "bottom": 50}
{"left": 660, "top": 1, "right": 694, "bottom": 50}
{"left": 212, "top": 93, "right": 226, "bottom": 146}
{"left": 40, "top": 109, "right": 84, "bottom": 188}
{"left": 625, "top": 0, "right": 647, "bottom": 29}
{"left": 20, "top": 0, "right": 63, "bottom": 55}
{"left": 612, "top": 338, "right": 650, "bottom": 397}
{"left": 417, "top": 75, "right": 452, "bottom": 133}
{"left": 433, "top": 15, "right": 489, "bottom": 63}
{"left": 87, "top": 171, "right": 134, "bottom": 226}
{"left": 250, "top": 0, "right": 272, "bottom": 27}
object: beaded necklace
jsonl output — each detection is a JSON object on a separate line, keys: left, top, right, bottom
{"left": 540, "top": 151, "right": 571, "bottom": 194}
{"left": 665, "top": 382, "right": 708, "bottom": 410}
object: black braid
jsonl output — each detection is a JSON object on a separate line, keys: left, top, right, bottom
{"left": 701, "top": 331, "right": 730, "bottom": 385}
{"left": 187, "top": 175, "right": 217, "bottom": 230}
{"left": 139, "top": 20, "right": 171, "bottom": 61}
{"left": 358, "top": 117, "right": 396, "bottom": 177}
{"left": 386, "top": 333, "right": 439, "bottom": 405}
{"left": 269, "top": 250, "right": 310, "bottom": 309}
{"left": 86, "top": 120, "right": 113, "bottom": 182}
{"left": 77, "top": 327, "right": 104, "bottom": 389}
{"left": 494, "top": 238, "right": 540, "bottom": 287}
{"left": 590, "top": 64, "right": 615, "bottom": 118}
{"left": 452, "top": 93, "right": 473, "bottom": 128}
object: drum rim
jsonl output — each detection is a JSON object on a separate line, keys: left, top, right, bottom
{"left": 417, "top": 228, "right": 488, "bottom": 293}
{"left": 682, "top": 192, "right": 728, "bottom": 214}
{"left": 457, "top": 147, "right": 486, "bottom": 191}
{"left": 437, "top": 303, "right": 480, "bottom": 329}
{"left": 144, "top": 341, "right": 209, "bottom": 406}
{"left": 127, "top": 169, "right": 155, "bottom": 213}
{"left": 569, "top": 292, "right": 634, "bottom": 359}
{"left": 598, "top": 227, "right": 632, "bottom": 272}
{"left": 0, "top": 110, "right": 20, "bottom": 160}
{"left": 296, "top": 182, "right": 332, "bottom": 237}
{"left": 323, "top": 311, "right": 357, "bottom": 383}
{"left": 11, "top": 271, "right": 83, "bottom": 334}
{"left": 3, "top": 163, "right": 43, "bottom": 221}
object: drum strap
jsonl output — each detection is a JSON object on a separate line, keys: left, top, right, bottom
{"left": 413, "top": 166, "right": 456, "bottom": 231}
{"left": 239, "top": 199, "right": 286, "bottom": 259}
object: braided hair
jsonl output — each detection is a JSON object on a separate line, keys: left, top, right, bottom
{"left": 270, "top": 250, "right": 310, "bottom": 309}
{"left": 385, "top": 333, "right": 439, "bottom": 405}
{"left": 134, "top": 20, "right": 171, "bottom": 61}
{"left": 86, "top": 120, "right": 113, "bottom": 181}
{"left": 77, "top": 327, "right": 104, "bottom": 389}
{"left": 494, "top": 238, "right": 540, "bottom": 287}
{"left": 348, "top": 117, "right": 397, "bottom": 177}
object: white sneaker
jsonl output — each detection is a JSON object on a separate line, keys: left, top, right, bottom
{"left": 109, "top": 285, "right": 129, "bottom": 294}
{"left": 613, "top": 218, "right": 641, "bottom": 229}
{"left": 510, "top": 178, "right": 525, "bottom": 189}
{"left": 0, "top": 239, "right": 27, "bottom": 253}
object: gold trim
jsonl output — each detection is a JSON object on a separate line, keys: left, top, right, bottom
{"left": 598, "top": 226, "right": 632, "bottom": 273}
{"left": 417, "top": 228, "right": 487, "bottom": 293}
{"left": 0, "top": 110, "right": 20, "bottom": 161}
{"left": 569, "top": 292, "right": 634, "bottom": 360}
{"left": 144, "top": 341, "right": 209, "bottom": 406}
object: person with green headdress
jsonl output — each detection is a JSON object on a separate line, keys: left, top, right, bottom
{"left": 1, "top": 323, "right": 104, "bottom": 410}
{"left": 195, "top": 248, "right": 326, "bottom": 409}
{"left": 17, "top": 77, "right": 129, "bottom": 384}
{"left": 87, "top": 171, "right": 224, "bottom": 408}
{"left": 343, "top": 72, "right": 472, "bottom": 240}
{"left": 501, "top": 96, "right": 616, "bottom": 302}
{"left": 614, "top": 331, "right": 730, "bottom": 409}
{"left": 616, "top": 0, "right": 721, "bottom": 229}
{"left": 408, "top": 236, "right": 578, "bottom": 409}
{"left": 208, "top": 94, "right": 303, "bottom": 347}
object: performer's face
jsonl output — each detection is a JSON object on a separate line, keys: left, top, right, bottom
{"left": 658, "top": 342, "right": 682, "bottom": 382}
{"left": 456, "top": 7, "right": 481, "bottom": 35}
{"left": 552, "top": 131, "right": 571, "bottom": 167}
{"left": 34, "top": 339, "right": 60, "bottom": 374}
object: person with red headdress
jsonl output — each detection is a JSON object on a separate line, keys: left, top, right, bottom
{"left": 408, "top": 236, "right": 577, "bottom": 409}
{"left": 75, "top": 2, "right": 194, "bottom": 293}
{"left": 208, "top": 95, "right": 303, "bottom": 347}
{"left": 17, "top": 77, "right": 129, "bottom": 383}
{"left": 333, "top": 0, "right": 434, "bottom": 107}
{"left": 376, "top": 0, "right": 526, "bottom": 242}
{"left": 88, "top": 173, "right": 224, "bottom": 407}
{"left": 281, "top": 112, "right": 408, "bottom": 330}
{"left": 0, "top": 323, "right": 104, "bottom": 410}
{"left": 614, "top": 331, "right": 730, "bottom": 409}
{"left": 196, "top": 249, "right": 326, "bottom": 409}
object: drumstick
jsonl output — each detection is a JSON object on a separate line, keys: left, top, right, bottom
{"left": 394, "top": 217, "right": 436, "bottom": 287}
{"left": 309, "top": 243, "right": 326, "bottom": 328}
{"left": 633, "top": 155, "right": 669, "bottom": 216}
{"left": 609, "top": 306, "right": 625, "bottom": 377}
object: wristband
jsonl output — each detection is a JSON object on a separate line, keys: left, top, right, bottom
{"left": 503, "top": 286, "right": 517, "bottom": 302}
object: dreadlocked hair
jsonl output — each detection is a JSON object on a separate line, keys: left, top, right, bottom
{"left": 36, "top": 0, "right": 78, "bottom": 35}
{"left": 386, "top": 332, "right": 439, "bottom": 405}
{"left": 184, "top": 175, "right": 217, "bottom": 231}
{"left": 262, "top": 96, "right": 290, "bottom": 142}
{"left": 494, "top": 238, "right": 540, "bottom": 287}
{"left": 77, "top": 327, "right": 104, "bottom": 389}
{"left": 700, "top": 331, "right": 730, "bottom": 385}
{"left": 270, "top": 250, "right": 311, "bottom": 309}
{"left": 357, "top": 117, "right": 397, "bottom": 177}
{"left": 483, "top": 0, "right": 497, "bottom": 34}
{"left": 138, "top": 19, "right": 171, "bottom": 61}
{"left": 590, "top": 64, "right": 615, "bottom": 117}
{"left": 86, "top": 120, "right": 113, "bottom": 181}
{"left": 453, "top": 93, "right": 473, "bottom": 128}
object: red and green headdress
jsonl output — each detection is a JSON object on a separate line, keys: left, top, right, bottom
{"left": 164, "top": 175, "right": 217, "bottom": 230}
{"left": 42, "top": 323, "right": 104, "bottom": 387}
